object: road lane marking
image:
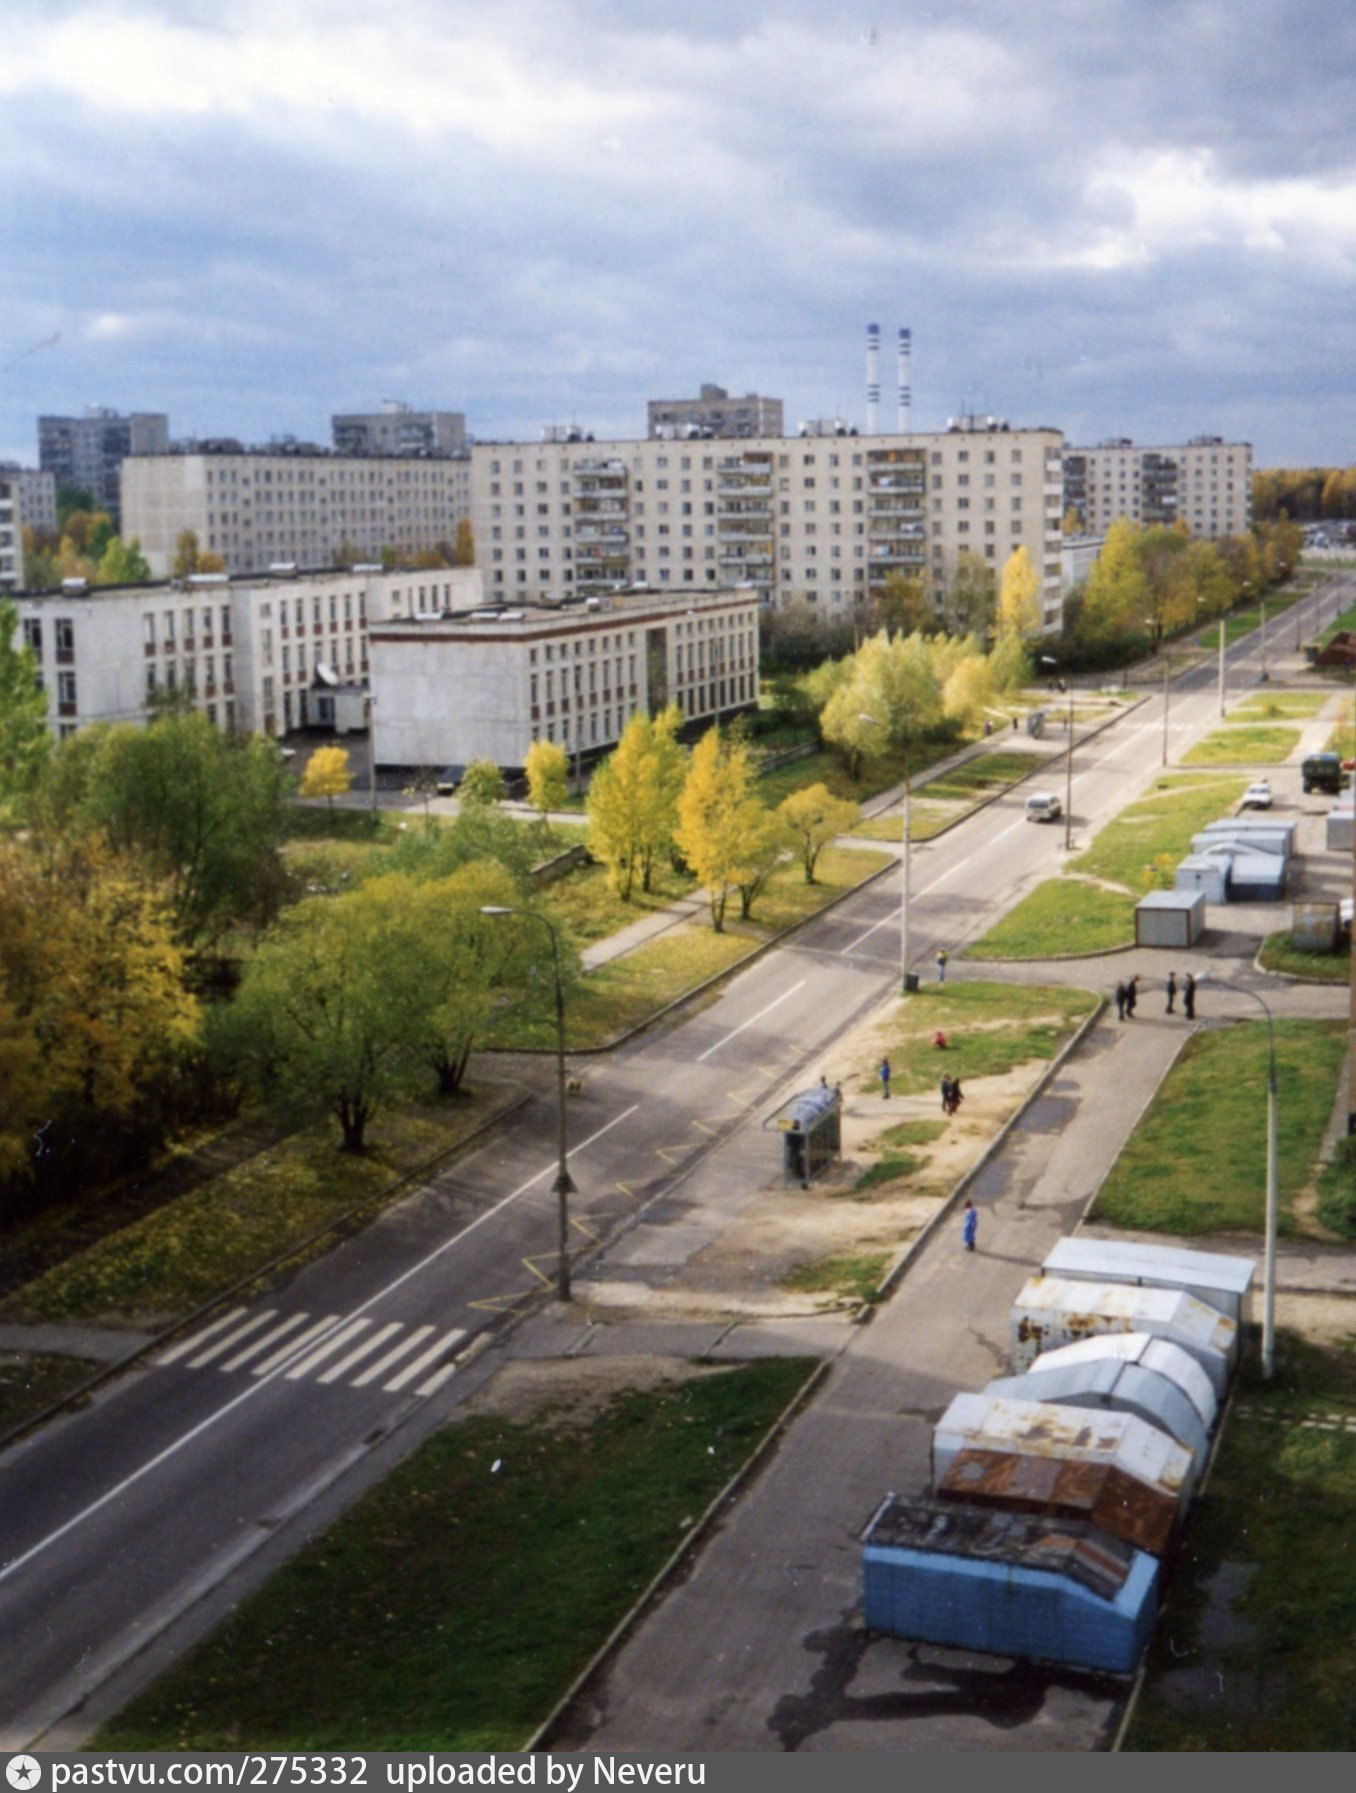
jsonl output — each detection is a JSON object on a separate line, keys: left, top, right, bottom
{"left": 696, "top": 980, "right": 806, "bottom": 1062}
{"left": 315, "top": 1322, "right": 402, "bottom": 1385}
{"left": 414, "top": 1361, "right": 460, "bottom": 1398}
{"left": 156, "top": 1308, "right": 248, "bottom": 1366}
{"left": 350, "top": 1325, "right": 435, "bottom": 1387}
{"left": 284, "top": 1318, "right": 372, "bottom": 1381}
{"left": 0, "top": 1102, "right": 643, "bottom": 1587}
{"left": 383, "top": 1328, "right": 466, "bottom": 1393}
{"left": 217, "top": 1313, "right": 309, "bottom": 1373}
{"left": 249, "top": 1315, "right": 339, "bottom": 1377}
{"left": 188, "top": 1311, "right": 283, "bottom": 1369}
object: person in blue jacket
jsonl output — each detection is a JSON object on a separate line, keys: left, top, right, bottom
{"left": 962, "top": 1200, "right": 978, "bottom": 1252}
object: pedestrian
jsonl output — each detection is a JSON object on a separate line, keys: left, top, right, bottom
{"left": 1165, "top": 971, "right": 1177, "bottom": 1015}
{"left": 936, "top": 948, "right": 949, "bottom": 984}
{"left": 1125, "top": 975, "right": 1138, "bottom": 1019}
{"left": 1183, "top": 972, "right": 1196, "bottom": 1020}
{"left": 948, "top": 1077, "right": 964, "bottom": 1114}
{"left": 879, "top": 1056, "right": 891, "bottom": 1099}
{"left": 962, "top": 1199, "right": 978, "bottom": 1251}
{"left": 940, "top": 1074, "right": 953, "bottom": 1114}
{"left": 1011, "top": 715, "right": 1019, "bottom": 732}
{"left": 1115, "top": 979, "right": 1127, "bottom": 1021}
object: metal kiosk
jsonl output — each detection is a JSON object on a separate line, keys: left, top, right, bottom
{"left": 767, "top": 1084, "right": 842, "bottom": 1189}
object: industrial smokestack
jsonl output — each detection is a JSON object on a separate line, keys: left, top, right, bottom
{"left": 897, "top": 327, "right": 912, "bottom": 433}
{"left": 866, "top": 322, "right": 881, "bottom": 436}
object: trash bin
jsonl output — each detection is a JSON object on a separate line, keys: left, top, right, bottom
{"left": 904, "top": 972, "right": 921, "bottom": 994}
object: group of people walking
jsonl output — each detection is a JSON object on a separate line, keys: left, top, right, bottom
{"left": 1115, "top": 972, "right": 1196, "bottom": 1021}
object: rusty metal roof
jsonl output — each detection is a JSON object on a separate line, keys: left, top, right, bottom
{"left": 863, "top": 1493, "right": 1136, "bottom": 1601}
{"left": 937, "top": 1447, "right": 1181, "bottom": 1557}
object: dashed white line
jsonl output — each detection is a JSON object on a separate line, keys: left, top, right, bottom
{"left": 696, "top": 981, "right": 807, "bottom": 1062}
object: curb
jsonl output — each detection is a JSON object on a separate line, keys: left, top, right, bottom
{"left": 0, "top": 1086, "right": 533, "bottom": 1454}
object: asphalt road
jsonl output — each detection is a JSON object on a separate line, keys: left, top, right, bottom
{"left": 1, "top": 574, "right": 1351, "bottom": 1749}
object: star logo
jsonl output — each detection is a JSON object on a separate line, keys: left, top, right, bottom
{"left": 6, "top": 1760, "right": 42, "bottom": 1791}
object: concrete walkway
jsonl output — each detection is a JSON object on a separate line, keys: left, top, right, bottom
{"left": 534, "top": 958, "right": 1352, "bottom": 1751}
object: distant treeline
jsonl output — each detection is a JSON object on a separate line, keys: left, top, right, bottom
{"left": 1253, "top": 467, "right": 1356, "bottom": 522}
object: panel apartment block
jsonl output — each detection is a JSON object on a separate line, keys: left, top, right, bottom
{"left": 38, "top": 407, "right": 169, "bottom": 523}
{"left": 122, "top": 449, "right": 473, "bottom": 578}
{"left": 471, "top": 422, "right": 1066, "bottom": 631}
{"left": 1062, "top": 436, "right": 1252, "bottom": 540}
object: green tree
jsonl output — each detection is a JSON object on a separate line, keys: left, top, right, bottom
{"left": 458, "top": 759, "right": 505, "bottom": 807}
{"left": 1078, "top": 519, "right": 1148, "bottom": 645}
{"left": 0, "top": 598, "right": 51, "bottom": 824}
{"left": 452, "top": 519, "right": 476, "bottom": 566}
{"left": 875, "top": 572, "right": 932, "bottom": 635}
{"left": 51, "top": 714, "right": 291, "bottom": 952}
{"left": 942, "top": 652, "right": 995, "bottom": 729}
{"left": 778, "top": 783, "right": 858, "bottom": 884}
{"left": 524, "top": 737, "right": 569, "bottom": 833}
{"left": 230, "top": 882, "right": 428, "bottom": 1150}
{"left": 96, "top": 535, "right": 153, "bottom": 585}
{"left": 942, "top": 552, "right": 997, "bottom": 637}
{"left": 299, "top": 745, "right": 354, "bottom": 810}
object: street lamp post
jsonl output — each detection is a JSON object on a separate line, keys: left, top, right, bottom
{"left": 860, "top": 712, "right": 910, "bottom": 991}
{"left": 1040, "top": 657, "right": 1074, "bottom": 850}
{"left": 1199, "top": 975, "right": 1278, "bottom": 1378}
{"left": 1259, "top": 596, "right": 1268, "bottom": 682}
{"left": 1217, "top": 604, "right": 1227, "bottom": 719}
{"left": 481, "top": 906, "right": 575, "bottom": 1301}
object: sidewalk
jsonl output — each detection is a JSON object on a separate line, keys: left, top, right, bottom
{"left": 527, "top": 957, "right": 1352, "bottom": 1752}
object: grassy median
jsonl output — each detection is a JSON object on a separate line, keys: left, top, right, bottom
{"left": 97, "top": 1358, "right": 818, "bottom": 1750}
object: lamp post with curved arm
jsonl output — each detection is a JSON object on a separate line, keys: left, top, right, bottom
{"left": 1198, "top": 974, "right": 1277, "bottom": 1378}
{"left": 481, "top": 905, "right": 575, "bottom": 1301}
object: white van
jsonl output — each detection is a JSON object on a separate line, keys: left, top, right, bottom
{"left": 1024, "top": 792, "right": 1063, "bottom": 823}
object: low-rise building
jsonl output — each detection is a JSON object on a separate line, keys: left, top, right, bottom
{"left": 367, "top": 584, "right": 760, "bottom": 774}
{"left": 12, "top": 564, "right": 482, "bottom": 741}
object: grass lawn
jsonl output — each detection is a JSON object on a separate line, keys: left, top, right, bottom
{"left": 0, "top": 1090, "right": 519, "bottom": 1328}
{"left": 0, "top": 1352, "right": 100, "bottom": 1434}
{"left": 966, "top": 877, "right": 1137, "bottom": 959}
{"left": 539, "top": 857, "right": 698, "bottom": 945}
{"left": 753, "top": 736, "right": 971, "bottom": 810}
{"left": 1324, "top": 718, "right": 1356, "bottom": 757}
{"left": 856, "top": 981, "right": 1098, "bottom": 1099}
{"left": 1315, "top": 1138, "right": 1356, "bottom": 1238}
{"left": 852, "top": 751, "right": 1038, "bottom": 844}
{"left": 1257, "top": 931, "right": 1350, "bottom": 982}
{"left": 1125, "top": 1331, "right": 1356, "bottom": 1751}
{"left": 1091, "top": 1019, "right": 1347, "bottom": 1236}
{"left": 782, "top": 1252, "right": 893, "bottom": 1303}
{"left": 96, "top": 1360, "right": 817, "bottom": 1750}
{"left": 1070, "top": 773, "right": 1248, "bottom": 890}
{"left": 1229, "top": 691, "right": 1329, "bottom": 722}
{"left": 1181, "top": 725, "right": 1302, "bottom": 765}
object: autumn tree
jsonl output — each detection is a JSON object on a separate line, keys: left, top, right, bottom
{"left": 942, "top": 552, "right": 997, "bottom": 637}
{"left": 96, "top": 535, "right": 152, "bottom": 586}
{"left": 942, "top": 653, "right": 995, "bottom": 730}
{"left": 452, "top": 519, "right": 475, "bottom": 566}
{"left": 874, "top": 572, "right": 932, "bottom": 635}
{"left": 587, "top": 707, "right": 684, "bottom": 900}
{"left": 778, "top": 783, "right": 858, "bottom": 884}
{"left": 299, "top": 745, "right": 354, "bottom": 809}
{"left": 0, "top": 834, "right": 199, "bottom": 1208}
{"left": 0, "top": 598, "right": 51, "bottom": 825}
{"left": 996, "top": 546, "right": 1042, "bottom": 642}
{"left": 524, "top": 737, "right": 569, "bottom": 833}
{"left": 670, "top": 727, "right": 756, "bottom": 932}
{"left": 1078, "top": 519, "right": 1148, "bottom": 646}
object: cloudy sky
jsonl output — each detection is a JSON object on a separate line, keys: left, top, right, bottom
{"left": 2, "top": 0, "right": 1354, "bottom": 469}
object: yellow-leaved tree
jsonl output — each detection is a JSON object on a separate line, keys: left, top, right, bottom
{"left": 675, "top": 727, "right": 783, "bottom": 929}
{"left": 778, "top": 783, "right": 859, "bottom": 884}
{"left": 524, "top": 737, "right": 569, "bottom": 835}
{"left": 299, "top": 745, "right": 353, "bottom": 810}
{"left": 996, "top": 546, "right": 1042, "bottom": 641}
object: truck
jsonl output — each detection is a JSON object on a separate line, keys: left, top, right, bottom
{"left": 1301, "top": 753, "right": 1347, "bottom": 795}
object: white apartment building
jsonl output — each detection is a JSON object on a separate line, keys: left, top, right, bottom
{"left": 470, "top": 419, "right": 1067, "bottom": 631}
{"left": 368, "top": 585, "right": 760, "bottom": 774}
{"left": 1, "top": 467, "right": 59, "bottom": 591}
{"left": 13, "top": 564, "right": 482, "bottom": 741}
{"left": 1062, "top": 437, "right": 1252, "bottom": 540}
{"left": 121, "top": 448, "right": 473, "bottom": 577}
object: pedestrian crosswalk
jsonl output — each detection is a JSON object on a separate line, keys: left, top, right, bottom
{"left": 155, "top": 1306, "right": 467, "bottom": 1398}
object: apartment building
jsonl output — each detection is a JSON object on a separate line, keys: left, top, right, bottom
{"left": 368, "top": 584, "right": 760, "bottom": 774}
{"left": 332, "top": 401, "right": 467, "bottom": 458}
{"left": 121, "top": 447, "right": 473, "bottom": 577}
{"left": 38, "top": 407, "right": 169, "bottom": 522}
{"left": 470, "top": 419, "right": 1067, "bottom": 631}
{"left": 12, "top": 564, "right": 482, "bottom": 742}
{"left": 1062, "top": 437, "right": 1252, "bottom": 540}
{"left": 647, "top": 383, "right": 785, "bottom": 440}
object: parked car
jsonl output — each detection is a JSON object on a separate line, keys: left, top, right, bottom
{"left": 1024, "top": 792, "right": 1063, "bottom": 823}
{"left": 1241, "top": 780, "right": 1273, "bottom": 809}
{"left": 1302, "top": 752, "right": 1347, "bottom": 795}
{"left": 435, "top": 765, "right": 465, "bottom": 795}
